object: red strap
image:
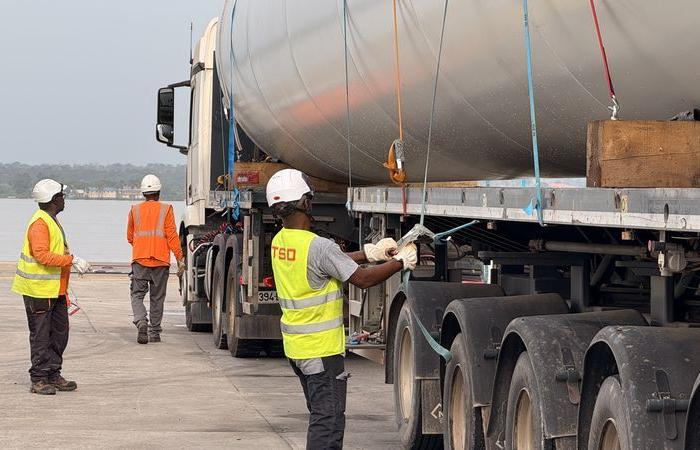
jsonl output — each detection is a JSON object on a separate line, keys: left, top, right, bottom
{"left": 589, "top": 0, "right": 616, "bottom": 99}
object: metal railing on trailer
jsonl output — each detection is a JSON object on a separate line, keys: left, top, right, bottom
{"left": 348, "top": 185, "right": 700, "bottom": 233}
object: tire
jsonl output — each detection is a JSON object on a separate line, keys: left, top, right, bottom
{"left": 393, "top": 303, "right": 443, "bottom": 450}
{"left": 225, "top": 252, "right": 263, "bottom": 358}
{"left": 587, "top": 376, "right": 631, "bottom": 450}
{"left": 443, "top": 333, "right": 485, "bottom": 450}
{"left": 504, "top": 351, "right": 545, "bottom": 450}
{"left": 185, "top": 303, "right": 210, "bottom": 332}
{"left": 211, "top": 255, "right": 228, "bottom": 349}
{"left": 263, "top": 340, "right": 285, "bottom": 358}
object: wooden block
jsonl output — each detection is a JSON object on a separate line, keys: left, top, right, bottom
{"left": 587, "top": 120, "right": 700, "bottom": 188}
{"left": 233, "top": 161, "right": 347, "bottom": 193}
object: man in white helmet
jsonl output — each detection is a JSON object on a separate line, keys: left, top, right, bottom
{"left": 126, "top": 174, "right": 185, "bottom": 344}
{"left": 266, "top": 168, "right": 418, "bottom": 450}
{"left": 12, "top": 179, "right": 90, "bottom": 395}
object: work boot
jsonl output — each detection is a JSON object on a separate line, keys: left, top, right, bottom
{"left": 137, "top": 320, "right": 148, "bottom": 344}
{"left": 148, "top": 334, "right": 161, "bottom": 343}
{"left": 30, "top": 380, "right": 56, "bottom": 395}
{"left": 49, "top": 375, "right": 77, "bottom": 391}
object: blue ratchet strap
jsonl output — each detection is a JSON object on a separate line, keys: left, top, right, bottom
{"left": 412, "top": 309, "right": 452, "bottom": 363}
{"left": 227, "top": 3, "right": 240, "bottom": 221}
{"left": 228, "top": 93, "right": 240, "bottom": 220}
{"left": 521, "top": 0, "right": 544, "bottom": 226}
{"left": 396, "top": 221, "right": 480, "bottom": 363}
{"left": 434, "top": 220, "right": 479, "bottom": 241}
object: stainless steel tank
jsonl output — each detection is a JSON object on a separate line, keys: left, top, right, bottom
{"left": 216, "top": 0, "right": 700, "bottom": 183}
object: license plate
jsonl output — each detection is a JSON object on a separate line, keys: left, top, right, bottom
{"left": 258, "top": 291, "right": 278, "bottom": 303}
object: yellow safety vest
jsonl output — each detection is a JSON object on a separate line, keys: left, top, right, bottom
{"left": 11, "top": 209, "right": 68, "bottom": 298}
{"left": 271, "top": 228, "right": 345, "bottom": 359}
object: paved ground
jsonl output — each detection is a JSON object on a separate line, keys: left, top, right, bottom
{"left": 0, "top": 263, "right": 401, "bottom": 449}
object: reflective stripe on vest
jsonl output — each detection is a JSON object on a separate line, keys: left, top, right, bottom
{"left": 280, "top": 317, "right": 344, "bottom": 334}
{"left": 15, "top": 269, "right": 61, "bottom": 280}
{"left": 11, "top": 209, "right": 67, "bottom": 298}
{"left": 271, "top": 228, "right": 345, "bottom": 360}
{"left": 19, "top": 253, "right": 37, "bottom": 263}
{"left": 132, "top": 203, "right": 168, "bottom": 238}
{"left": 277, "top": 289, "right": 343, "bottom": 310}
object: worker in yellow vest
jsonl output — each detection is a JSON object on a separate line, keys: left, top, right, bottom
{"left": 267, "top": 169, "right": 417, "bottom": 450}
{"left": 11, "top": 179, "right": 90, "bottom": 395}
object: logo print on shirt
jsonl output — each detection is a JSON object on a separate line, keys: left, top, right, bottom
{"left": 272, "top": 246, "right": 297, "bottom": 261}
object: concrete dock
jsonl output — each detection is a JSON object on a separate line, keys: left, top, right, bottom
{"left": 0, "top": 263, "right": 401, "bottom": 449}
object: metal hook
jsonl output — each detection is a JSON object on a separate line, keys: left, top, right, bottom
{"left": 609, "top": 95, "right": 620, "bottom": 120}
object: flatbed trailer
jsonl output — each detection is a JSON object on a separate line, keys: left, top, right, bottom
{"left": 157, "top": 12, "right": 700, "bottom": 450}
{"left": 333, "top": 183, "right": 700, "bottom": 450}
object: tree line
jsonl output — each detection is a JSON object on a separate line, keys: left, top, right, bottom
{"left": 0, "top": 163, "right": 185, "bottom": 201}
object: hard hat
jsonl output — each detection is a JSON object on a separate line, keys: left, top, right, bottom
{"left": 140, "top": 174, "right": 162, "bottom": 193}
{"left": 266, "top": 169, "right": 313, "bottom": 207}
{"left": 32, "top": 179, "right": 66, "bottom": 203}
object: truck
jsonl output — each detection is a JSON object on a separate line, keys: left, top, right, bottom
{"left": 156, "top": 1, "right": 700, "bottom": 449}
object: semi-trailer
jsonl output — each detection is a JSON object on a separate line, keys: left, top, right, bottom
{"left": 155, "top": 2, "right": 700, "bottom": 449}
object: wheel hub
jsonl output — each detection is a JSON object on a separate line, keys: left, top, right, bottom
{"left": 599, "top": 419, "right": 621, "bottom": 450}
{"left": 398, "top": 328, "right": 414, "bottom": 422}
{"left": 450, "top": 365, "right": 467, "bottom": 450}
{"left": 514, "top": 388, "right": 534, "bottom": 450}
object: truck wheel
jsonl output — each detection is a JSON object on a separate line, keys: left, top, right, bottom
{"left": 443, "top": 333, "right": 484, "bottom": 450}
{"left": 211, "top": 257, "right": 228, "bottom": 349}
{"left": 263, "top": 340, "right": 285, "bottom": 358}
{"left": 505, "top": 351, "right": 544, "bottom": 450}
{"left": 185, "top": 303, "right": 211, "bottom": 332}
{"left": 393, "top": 303, "right": 442, "bottom": 449}
{"left": 587, "top": 376, "right": 631, "bottom": 450}
{"left": 225, "top": 257, "right": 262, "bottom": 357}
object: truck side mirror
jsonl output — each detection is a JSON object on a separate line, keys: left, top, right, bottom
{"left": 155, "top": 81, "right": 189, "bottom": 151}
{"left": 156, "top": 87, "right": 175, "bottom": 146}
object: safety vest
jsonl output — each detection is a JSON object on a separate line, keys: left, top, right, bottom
{"left": 271, "top": 228, "right": 345, "bottom": 359}
{"left": 11, "top": 210, "right": 68, "bottom": 298}
{"left": 130, "top": 201, "right": 171, "bottom": 263}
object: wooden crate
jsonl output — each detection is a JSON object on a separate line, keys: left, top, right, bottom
{"left": 587, "top": 120, "right": 700, "bottom": 188}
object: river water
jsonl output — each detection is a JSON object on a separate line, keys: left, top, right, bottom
{"left": 0, "top": 199, "right": 185, "bottom": 263}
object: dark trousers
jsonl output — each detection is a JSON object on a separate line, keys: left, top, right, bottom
{"left": 130, "top": 263, "right": 169, "bottom": 336}
{"left": 23, "top": 296, "right": 69, "bottom": 383}
{"left": 290, "top": 354, "right": 348, "bottom": 450}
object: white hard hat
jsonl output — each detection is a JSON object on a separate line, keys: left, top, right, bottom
{"left": 32, "top": 179, "right": 66, "bottom": 203}
{"left": 266, "top": 169, "right": 313, "bottom": 207}
{"left": 140, "top": 174, "right": 162, "bottom": 194}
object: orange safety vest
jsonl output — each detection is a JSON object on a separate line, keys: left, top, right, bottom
{"left": 130, "top": 201, "right": 172, "bottom": 264}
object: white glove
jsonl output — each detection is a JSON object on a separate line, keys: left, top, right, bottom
{"left": 364, "top": 238, "right": 398, "bottom": 263}
{"left": 392, "top": 243, "right": 418, "bottom": 271}
{"left": 72, "top": 256, "right": 91, "bottom": 274}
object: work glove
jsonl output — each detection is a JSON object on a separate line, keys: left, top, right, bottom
{"left": 72, "top": 256, "right": 91, "bottom": 275}
{"left": 364, "top": 238, "right": 398, "bottom": 263}
{"left": 177, "top": 258, "right": 186, "bottom": 277}
{"left": 392, "top": 243, "right": 418, "bottom": 271}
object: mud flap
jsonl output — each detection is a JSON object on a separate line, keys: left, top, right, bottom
{"left": 421, "top": 378, "right": 443, "bottom": 434}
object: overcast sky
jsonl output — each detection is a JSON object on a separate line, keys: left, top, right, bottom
{"left": 0, "top": 0, "right": 223, "bottom": 165}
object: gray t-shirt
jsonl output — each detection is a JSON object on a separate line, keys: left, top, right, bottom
{"left": 307, "top": 236, "right": 359, "bottom": 289}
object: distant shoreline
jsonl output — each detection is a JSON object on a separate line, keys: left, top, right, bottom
{"left": 0, "top": 197, "right": 183, "bottom": 202}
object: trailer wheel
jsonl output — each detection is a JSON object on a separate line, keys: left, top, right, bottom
{"left": 505, "top": 351, "right": 544, "bottom": 450}
{"left": 393, "top": 303, "right": 442, "bottom": 449}
{"left": 443, "top": 333, "right": 484, "bottom": 450}
{"left": 225, "top": 256, "right": 263, "bottom": 357}
{"left": 587, "top": 376, "right": 630, "bottom": 450}
{"left": 211, "top": 257, "right": 228, "bottom": 349}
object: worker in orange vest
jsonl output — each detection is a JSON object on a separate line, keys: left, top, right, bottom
{"left": 127, "top": 174, "right": 185, "bottom": 344}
